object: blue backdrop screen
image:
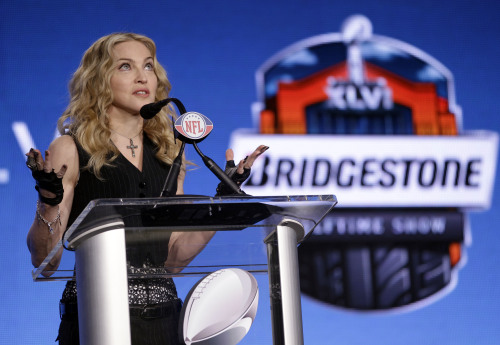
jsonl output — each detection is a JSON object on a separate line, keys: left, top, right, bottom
{"left": 1, "top": 1, "right": 499, "bottom": 344}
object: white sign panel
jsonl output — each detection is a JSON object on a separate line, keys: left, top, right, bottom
{"left": 230, "top": 130, "right": 498, "bottom": 209}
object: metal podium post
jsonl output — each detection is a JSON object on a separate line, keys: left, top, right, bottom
{"left": 75, "top": 223, "right": 131, "bottom": 345}
{"left": 265, "top": 218, "right": 305, "bottom": 345}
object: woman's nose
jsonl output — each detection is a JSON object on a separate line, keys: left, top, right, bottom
{"left": 136, "top": 69, "right": 147, "bottom": 83}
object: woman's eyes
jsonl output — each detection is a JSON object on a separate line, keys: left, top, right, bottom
{"left": 119, "top": 63, "right": 131, "bottom": 70}
{"left": 118, "top": 62, "right": 154, "bottom": 71}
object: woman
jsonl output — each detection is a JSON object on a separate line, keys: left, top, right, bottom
{"left": 26, "top": 33, "right": 266, "bottom": 344}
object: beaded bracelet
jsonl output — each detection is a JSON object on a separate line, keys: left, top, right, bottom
{"left": 36, "top": 200, "right": 61, "bottom": 234}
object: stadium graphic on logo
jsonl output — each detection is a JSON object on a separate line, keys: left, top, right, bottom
{"left": 230, "top": 14, "right": 498, "bottom": 311}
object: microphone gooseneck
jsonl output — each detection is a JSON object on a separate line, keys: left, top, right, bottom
{"left": 161, "top": 141, "right": 186, "bottom": 197}
{"left": 192, "top": 142, "right": 244, "bottom": 195}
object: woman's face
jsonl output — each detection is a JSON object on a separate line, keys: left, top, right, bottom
{"left": 108, "top": 40, "right": 158, "bottom": 118}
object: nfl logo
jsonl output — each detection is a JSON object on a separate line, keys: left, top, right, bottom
{"left": 175, "top": 112, "right": 214, "bottom": 142}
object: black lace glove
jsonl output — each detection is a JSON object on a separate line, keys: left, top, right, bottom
{"left": 215, "top": 160, "right": 250, "bottom": 196}
{"left": 27, "top": 151, "right": 64, "bottom": 205}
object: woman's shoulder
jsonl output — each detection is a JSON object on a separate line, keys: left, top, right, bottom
{"left": 49, "top": 134, "right": 77, "bottom": 151}
{"left": 48, "top": 134, "right": 79, "bottom": 163}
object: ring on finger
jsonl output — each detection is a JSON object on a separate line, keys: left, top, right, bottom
{"left": 26, "top": 156, "right": 37, "bottom": 170}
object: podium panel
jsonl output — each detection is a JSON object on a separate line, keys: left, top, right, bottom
{"left": 32, "top": 195, "right": 337, "bottom": 345}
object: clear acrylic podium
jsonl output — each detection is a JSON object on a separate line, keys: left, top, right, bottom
{"left": 32, "top": 195, "right": 337, "bottom": 345}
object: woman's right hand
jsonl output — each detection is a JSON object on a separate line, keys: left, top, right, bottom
{"left": 26, "top": 148, "right": 67, "bottom": 205}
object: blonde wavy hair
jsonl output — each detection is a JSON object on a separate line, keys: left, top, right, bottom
{"left": 58, "top": 32, "right": 183, "bottom": 178}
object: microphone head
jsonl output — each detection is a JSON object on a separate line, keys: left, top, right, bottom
{"left": 140, "top": 102, "right": 164, "bottom": 119}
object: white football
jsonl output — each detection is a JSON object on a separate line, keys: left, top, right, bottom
{"left": 179, "top": 268, "right": 259, "bottom": 345}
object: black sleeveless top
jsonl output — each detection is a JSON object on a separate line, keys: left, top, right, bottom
{"left": 61, "top": 134, "right": 180, "bottom": 305}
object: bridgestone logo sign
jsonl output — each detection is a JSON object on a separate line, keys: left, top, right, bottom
{"left": 230, "top": 131, "right": 498, "bottom": 209}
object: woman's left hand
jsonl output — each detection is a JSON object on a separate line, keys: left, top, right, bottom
{"left": 216, "top": 144, "right": 269, "bottom": 195}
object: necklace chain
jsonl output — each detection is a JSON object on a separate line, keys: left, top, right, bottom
{"left": 110, "top": 128, "right": 143, "bottom": 140}
{"left": 110, "top": 128, "right": 143, "bottom": 158}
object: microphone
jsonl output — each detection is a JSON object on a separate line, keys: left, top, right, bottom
{"left": 140, "top": 98, "right": 187, "bottom": 119}
{"left": 140, "top": 99, "right": 167, "bottom": 119}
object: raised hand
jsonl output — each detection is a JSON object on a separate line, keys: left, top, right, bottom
{"left": 26, "top": 148, "right": 67, "bottom": 205}
{"left": 216, "top": 145, "right": 269, "bottom": 196}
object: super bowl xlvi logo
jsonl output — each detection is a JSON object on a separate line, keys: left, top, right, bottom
{"left": 175, "top": 112, "right": 213, "bottom": 141}
{"left": 230, "top": 14, "right": 498, "bottom": 312}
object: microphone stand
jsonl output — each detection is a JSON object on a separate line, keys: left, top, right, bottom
{"left": 160, "top": 141, "right": 185, "bottom": 197}
{"left": 161, "top": 139, "right": 244, "bottom": 197}
{"left": 153, "top": 98, "right": 244, "bottom": 197}
{"left": 192, "top": 142, "right": 245, "bottom": 195}
{"left": 158, "top": 98, "right": 186, "bottom": 197}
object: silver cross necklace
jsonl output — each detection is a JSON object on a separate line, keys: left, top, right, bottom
{"left": 110, "top": 128, "right": 143, "bottom": 157}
